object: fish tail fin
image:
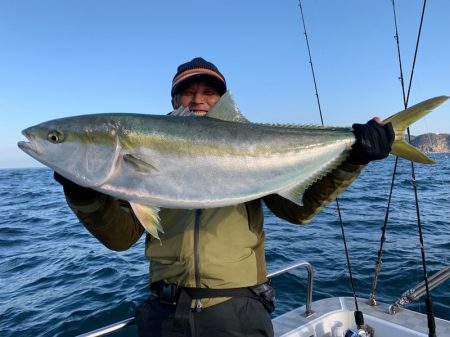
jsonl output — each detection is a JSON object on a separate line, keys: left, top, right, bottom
{"left": 383, "top": 96, "right": 449, "bottom": 164}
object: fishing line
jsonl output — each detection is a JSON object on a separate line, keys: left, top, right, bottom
{"left": 378, "top": 1, "right": 436, "bottom": 336}
{"left": 368, "top": 1, "right": 403, "bottom": 304}
{"left": 368, "top": 156, "right": 399, "bottom": 306}
{"left": 297, "top": 0, "right": 362, "bottom": 320}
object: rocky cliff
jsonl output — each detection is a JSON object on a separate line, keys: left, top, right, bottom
{"left": 410, "top": 133, "right": 450, "bottom": 153}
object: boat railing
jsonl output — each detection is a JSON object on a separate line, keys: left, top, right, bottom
{"left": 389, "top": 264, "right": 450, "bottom": 314}
{"left": 76, "top": 261, "right": 314, "bottom": 337}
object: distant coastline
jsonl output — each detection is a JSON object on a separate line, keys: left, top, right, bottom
{"left": 410, "top": 133, "right": 450, "bottom": 153}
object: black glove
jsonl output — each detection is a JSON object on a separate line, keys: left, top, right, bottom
{"left": 347, "top": 119, "right": 395, "bottom": 165}
{"left": 54, "top": 171, "right": 99, "bottom": 201}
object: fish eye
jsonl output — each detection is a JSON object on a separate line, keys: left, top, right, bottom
{"left": 47, "top": 130, "right": 64, "bottom": 143}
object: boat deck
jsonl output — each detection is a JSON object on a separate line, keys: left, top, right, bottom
{"left": 272, "top": 297, "right": 450, "bottom": 337}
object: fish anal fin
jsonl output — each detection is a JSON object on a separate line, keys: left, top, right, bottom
{"left": 277, "top": 185, "right": 305, "bottom": 206}
{"left": 277, "top": 150, "right": 351, "bottom": 206}
{"left": 123, "top": 154, "right": 158, "bottom": 173}
{"left": 130, "top": 202, "right": 163, "bottom": 242}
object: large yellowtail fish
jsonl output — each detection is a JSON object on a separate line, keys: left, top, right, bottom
{"left": 18, "top": 93, "right": 448, "bottom": 240}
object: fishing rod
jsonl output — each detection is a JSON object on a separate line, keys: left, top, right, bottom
{"left": 370, "top": 1, "right": 437, "bottom": 337}
{"left": 297, "top": 0, "right": 324, "bottom": 126}
{"left": 297, "top": 0, "right": 366, "bottom": 333}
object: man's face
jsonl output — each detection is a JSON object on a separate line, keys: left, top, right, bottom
{"left": 178, "top": 82, "right": 221, "bottom": 116}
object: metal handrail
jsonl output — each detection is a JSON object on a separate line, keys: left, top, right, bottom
{"left": 389, "top": 264, "right": 450, "bottom": 314}
{"left": 76, "top": 261, "right": 314, "bottom": 337}
{"left": 268, "top": 261, "right": 314, "bottom": 316}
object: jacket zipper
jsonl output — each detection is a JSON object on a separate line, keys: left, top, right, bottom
{"left": 194, "top": 209, "right": 202, "bottom": 311}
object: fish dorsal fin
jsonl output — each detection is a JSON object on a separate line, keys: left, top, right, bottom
{"left": 206, "top": 91, "right": 250, "bottom": 123}
{"left": 170, "top": 106, "right": 195, "bottom": 117}
{"left": 130, "top": 202, "right": 164, "bottom": 242}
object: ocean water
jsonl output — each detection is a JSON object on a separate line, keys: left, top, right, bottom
{"left": 1, "top": 154, "right": 449, "bottom": 337}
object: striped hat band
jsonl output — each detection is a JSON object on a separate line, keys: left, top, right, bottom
{"left": 172, "top": 68, "right": 226, "bottom": 87}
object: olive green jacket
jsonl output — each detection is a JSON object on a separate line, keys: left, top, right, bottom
{"left": 65, "top": 161, "right": 363, "bottom": 302}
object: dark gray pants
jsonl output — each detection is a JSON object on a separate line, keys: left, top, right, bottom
{"left": 135, "top": 296, "right": 273, "bottom": 337}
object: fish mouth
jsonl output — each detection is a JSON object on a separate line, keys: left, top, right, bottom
{"left": 17, "top": 129, "right": 39, "bottom": 156}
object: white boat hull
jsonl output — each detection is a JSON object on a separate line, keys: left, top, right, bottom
{"left": 272, "top": 297, "right": 450, "bottom": 337}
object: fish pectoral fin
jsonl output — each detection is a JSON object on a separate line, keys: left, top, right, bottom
{"left": 277, "top": 184, "right": 306, "bottom": 206}
{"left": 130, "top": 202, "right": 164, "bottom": 241}
{"left": 123, "top": 154, "right": 158, "bottom": 173}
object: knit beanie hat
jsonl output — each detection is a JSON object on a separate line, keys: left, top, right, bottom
{"left": 171, "top": 57, "right": 227, "bottom": 97}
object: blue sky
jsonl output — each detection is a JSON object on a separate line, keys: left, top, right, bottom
{"left": 1, "top": 0, "right": 449, "bottom": 168}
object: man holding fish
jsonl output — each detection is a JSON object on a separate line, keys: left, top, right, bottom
{"left": 48, "top": 57, "right": 402, "bottom": 336}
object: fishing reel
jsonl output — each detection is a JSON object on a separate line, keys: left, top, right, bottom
{"left": 344, "top": 325, "right": 374, "bottom": 337}
{"left": 344, "top": 328, "right": 367, "bottom": 337}
{"left": 343, "top": 310, "right": 374, "bottom": 337}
